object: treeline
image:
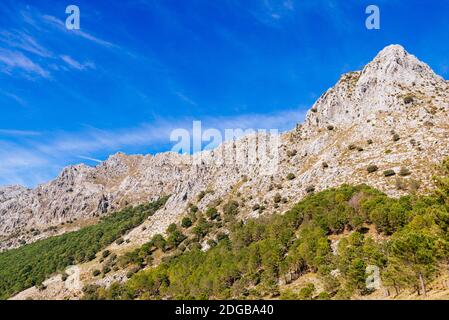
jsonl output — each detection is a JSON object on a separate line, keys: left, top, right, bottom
{"left": 0, "top": 197, "right": 168, "bottom": 299}
{"left": 87, "top": 159, "right": 449, "bottom": 300}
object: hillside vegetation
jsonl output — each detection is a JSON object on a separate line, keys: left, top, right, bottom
{"left": 83, "top": 159, "right": 449, "bottom": 300}
{"left": 0, "top": 197, "right": 168, "bottom": 299}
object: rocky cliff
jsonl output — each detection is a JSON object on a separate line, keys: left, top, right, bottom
{"left": 1, "top": 45, "right": 448, "bottom": 252}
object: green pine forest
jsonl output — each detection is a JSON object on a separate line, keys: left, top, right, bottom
{"left": 1, "top": 159, "right": 449, "bottom": 300}
{"left": 0, "top": 197, "right": 168, "bottom": 299}
{"left": 82, "top": 159, "right": 449, "bottom": 300}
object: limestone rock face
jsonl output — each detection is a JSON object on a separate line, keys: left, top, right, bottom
{"left": 302, "top": 45, "right": 446, "bottom": 135}
{"left": 1, "top": 44, "right": 449, "bottom": 251}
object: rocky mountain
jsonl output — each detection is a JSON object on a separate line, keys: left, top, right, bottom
{"left": 1, "top": 44, "right": 448, "bottom": 254}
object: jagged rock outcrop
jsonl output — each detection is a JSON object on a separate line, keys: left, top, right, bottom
{"left": 1, "top": 45, "right": 448, "bottom": 252}
{"left": 302, "top": 45, "right": 446, "bottom": 135}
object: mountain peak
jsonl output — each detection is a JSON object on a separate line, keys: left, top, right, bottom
{"left": 375, "top": 44, "right": 408, "bottom": 59}
{"left": 2, "top": 45, "right": 449, "bottom": 258}
{"left": 300, "top": 44, "right": 446, "bottom": 134}
{"left": 362, "top": 44, "right": 441, "bottom": 83}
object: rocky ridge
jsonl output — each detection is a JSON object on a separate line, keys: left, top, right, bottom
{"left": 1, "top": 44, "right": 448, "bottom": 255}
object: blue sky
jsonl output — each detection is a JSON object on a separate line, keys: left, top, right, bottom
{"left": 1, "top": 0, "right": 449, "bottom": 187}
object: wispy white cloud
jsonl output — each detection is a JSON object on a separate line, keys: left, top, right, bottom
{"left": 36, "top": 123, "right": 172, "bottom": 156}
{"left": 0, "top": 48, "right": 50, "bottom": 78}
{"left": 174, "top": 91, "right": 198, "bottom": 106}
{"left": 42, "top": 15, "right": 116, "bottom": 48}
{"left": 0, "top": 141, "right": 51, "bottom": 186}
{"left": 0, "top": 6, "right": 113, "bottom": 82}
{"left": 77, "top": 155, "right": 103, "bottom": 163}
{"left": 0, "top": 107, "right": 305, "bottom": 187}
{"left": 0, "top": 129, "right": 41, "bottom": 137}
{"left": 0, "top": 90, "right": 27, "bottom": 107}
{"left": 19, "top": 7, "right": 46, "bottom": 32}
{"left": 0, "top": 30, "right": 53, "bottom": 58}
{"left": 60, "top": 55, "right": 95, "bottom": 71}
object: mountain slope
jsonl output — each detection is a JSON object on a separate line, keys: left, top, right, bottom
{"left": 1, "top": 44, "right": 448, "bottom": 255}
{"left": 2, "top": 44, "right": 449, "bottom": 300}
{"left": 9, "top": 162, "right": 449, "bottom": 300}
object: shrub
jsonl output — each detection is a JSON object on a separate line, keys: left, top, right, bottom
{"left": 92, "top": 269, "right": 101, "bottom": 277}
{"left": 317, "top": 292, "right": 330, "bottom": 300}
{"left": 273, "top": 193, "right": 282, "bottom": 204}
{"left": 367, "top": 165, "right": 379, "bottom": 173}
{"left": 322, "top": 162, "right": 329, "bottom": 169}
{"left": 87, "top": 253, "right": 96, "bottom": 261}
{"left": 298, "top": 283, "right": 315, "bottom": 300}
{"left": 102, "top": 250, "right": 111, "bottom": 258}
{"left": 207, "top": 239, "right": 217, "bottom": 248}
{"left": 197, "top": 191, "right": 206, "bottom": 202}
{"left": 167, "top": 223, "right": 178, "bottom": 234}
{"left": 167, "top": 230, "right": 187, "bottom": 249}
{"left": 280, "top": 290, "right": 298, "bottom": 300}
{"left": 216, "top": 233, "right": 229, "bottom": 243}
{"left": 367, "top": 139, "right": 373, "bottom": 145}
{"left": 392, "top": 133, "right": 400, "bottom": 142}
{"left": 348, "top": 144, "right": 357, "bottom": 150}
{"left": 327, "top": 125, "right": 334, "bottom": 131}
{"left": 152, "top": 234, "right": 167, "bottom": 251}
{"left": 115, "top": 238, "right": 124, "bottom": 245}
{"left": 404, "top": 95, "right": 414, "bottom": 104}
{"left": 37, "top": 284, "right": 46, "bottom": 291}
{"left": 206, "top": 207, "right": 219, "bottom": 220}
{"left": 399, "top": 167, "right": 411, "bottom": 176}
{"left": 189, "top": 205, "right": 199, "bottom": 214}
{"left": 287, "top": 149, "right": 297, "bottom": 157}
{"left": 126, "top": 266, "right": 141, "bottom": 278}
{"left": 305, "top": 186, "right": 316, "bottom": 194}
{"left": 181, "top": 217, "right": 193, "bottom": 228}
{"left": 252, "top": 204, "right": 261, "bottom": 211}
{"left": 287, "top": 173, "right": 296, "bottom": 180}
{"left": 223, "top": 201, "right": 239, "bottom": 216}
{"left": 383, "top": 170, "right": 396, "bottom": 177}
{"left": 192, "top": 218, "right": 212, "bottom": 239}
{"left": 102, "top": 266, "right": 111, "bottom": 274}
{"left": 188, "top": 242, "right": 202, "bottom": 250}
